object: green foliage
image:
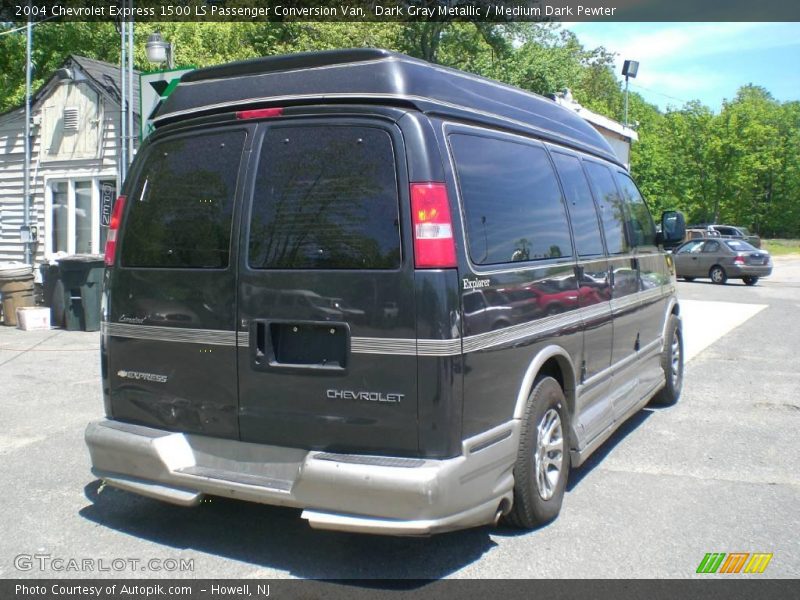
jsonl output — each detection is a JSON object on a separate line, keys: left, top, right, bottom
{"left": 1, "top": 21, "right": 798, "bottom": 236}
{"left": 632, "top": 87, "right": 800, "bottom": 236}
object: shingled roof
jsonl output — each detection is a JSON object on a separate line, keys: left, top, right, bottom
{"left": 69, "top": 54, "right": 140, "bottom": 116}
{"left": 0, "top": 54, "right": 142, "bottom": 120}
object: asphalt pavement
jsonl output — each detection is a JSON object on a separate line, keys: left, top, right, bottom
{"left": 1, "top": 258, "right": 798, "bottom": 579}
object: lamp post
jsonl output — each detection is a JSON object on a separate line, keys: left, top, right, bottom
{"left": 622, "top": 59, "right": 639, "bottom": 127}
{"left": 145, "top": 32, "right": 174, "bottom": 69}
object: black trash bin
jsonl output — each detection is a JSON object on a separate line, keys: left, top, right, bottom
{"left": 40, "top": 262, "right": 66, "bottom": 328}
{"left": 57, "top": 255, "right": 105, "bottom": 331}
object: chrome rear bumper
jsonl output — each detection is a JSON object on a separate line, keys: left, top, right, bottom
{"left": 85, "top": 419, "right": 516, "bottom": 536}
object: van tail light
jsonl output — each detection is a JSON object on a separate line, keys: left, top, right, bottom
{"left": 104, "top": 195, "right": 127, "bottom": 267}
{"left": 235, "top": 107, "right": 284, "bottom": 120}
{"left": 410, "top": 182, "right": 456, "bottom": 269}
{"left": 734, "top": 256, "right": 745, "bottom": 265}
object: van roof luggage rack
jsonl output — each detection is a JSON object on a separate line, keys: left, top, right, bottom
{"left": 153, "top": 48, "right": 620, "bottom": 165}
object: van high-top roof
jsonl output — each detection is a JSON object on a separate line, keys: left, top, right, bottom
{"left": 154, "top": 48, "right": 620, "bottom": 165}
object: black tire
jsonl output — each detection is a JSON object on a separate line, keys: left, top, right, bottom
{"left": 651, "top": 314, "right": 683, "bottom": 406}
{"left": 709, "top": 265, "right": 727, "bottom": 285}
{"left": 505, "top": 377, "right": 570, "bottom": 528}
{"left": 743, "top": 276, "right": 759, "bottom": 286}
{"left": 682, "top": 276, "right": 695, "bottom": 282}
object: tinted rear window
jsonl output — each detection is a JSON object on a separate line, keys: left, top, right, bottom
{"left": 121, "top": 130, "right": 245, "bottom": 268}
{"left": 725, "top": 240, "right": 757, "bottom": 252}
{"left": 449, "top": 133, "right": 572, "bottom": 265}
{"left": 248, "top": 126, "right": 400, "bottom": 270}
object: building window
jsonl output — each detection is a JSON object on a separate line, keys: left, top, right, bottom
{"left": 46, "top": 178, "right": 116, "bottom": 257}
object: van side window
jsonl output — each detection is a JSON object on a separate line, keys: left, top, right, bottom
{"left": 551, "top": 152, "right": 605, "bottom": 257}
{"left": 615, "top": 172, "right": 657, "bottom": 247}
{"left": 449, "top": 133, "right": 572, "bottom": 265}
{"left": 121, "top": 130, "right": 245, "bottom": 268}
{"left": 583, "top": 161, "right": 628, "bottom": 255}
{"left": 248, "top": 126, "right": 401, "bottom": 270}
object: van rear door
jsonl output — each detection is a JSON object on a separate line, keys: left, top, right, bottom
{"left": 105, "top": 127, "right": 248, "bottom": 439}
{"left": 237, "top": 120, "right": 419, "bottom": 455}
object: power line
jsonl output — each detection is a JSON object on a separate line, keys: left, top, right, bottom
{"left": 629, "top": 82, "right": 691, "bottom": 105}
{"left": 0, "top": 16, "right": 59, "bottom": 37}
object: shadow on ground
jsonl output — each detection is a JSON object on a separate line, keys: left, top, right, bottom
{"left": 79, "top": 482, "right": 495, "bottom": 581}
{"left": 567, "top": 408, "right": 655, "bottom": 491}
{"left": 79, "top": 407, "right": 661, "bottom": 578}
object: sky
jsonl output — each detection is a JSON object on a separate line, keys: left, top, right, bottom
{"left": 564, "top": 22, "right": 800, "bottom": 112}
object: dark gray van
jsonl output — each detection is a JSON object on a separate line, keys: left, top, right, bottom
{"left": 86, "top": 49, "right": 686, "bottom": 535}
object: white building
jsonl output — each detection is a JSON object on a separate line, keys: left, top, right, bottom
{"left": 0, "top": 55, "right": 139, "bottom": 266}
{"left": 551, "top": 89, "right": 639, "bottom": 169}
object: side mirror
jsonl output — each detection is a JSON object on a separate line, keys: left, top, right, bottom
{"left": 657, "top": 210, "right": 686, "bottom": 248}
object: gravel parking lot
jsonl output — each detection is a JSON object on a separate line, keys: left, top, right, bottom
{"left": 1, "top": 258, "right": 798, "bottom": 579}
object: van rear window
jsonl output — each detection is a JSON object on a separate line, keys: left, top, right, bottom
{"left": 120, "top": 130, "right": 245, "bottom": 269}
{"left": 248, "top": 126, "right": 401, "bottom": 270}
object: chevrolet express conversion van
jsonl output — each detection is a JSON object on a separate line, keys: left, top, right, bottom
{"left": 86, "top": 49, "right": 686, "bottom": 535}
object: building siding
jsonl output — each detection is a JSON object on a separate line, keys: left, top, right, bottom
{"left": 0, "top": 73, "right": 137, "bottom": 266}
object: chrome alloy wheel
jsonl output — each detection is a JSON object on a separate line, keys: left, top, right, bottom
{"left": 671, "top": 330, "right": 682, "bottom": 388}
{"left": 534, "top": 408, "right": 564, "bottom": 501}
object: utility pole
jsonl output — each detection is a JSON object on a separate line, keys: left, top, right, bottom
{"left": 119, "top": 18, "right": 127, "bottom": 185}
{"left": 23, "top": 16, "right": 32, "bottom": 264}
{"left": 127, "top": 2, "right": 135, "bottom": 165}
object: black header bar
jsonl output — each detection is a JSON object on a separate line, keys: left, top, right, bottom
{"left": 2, "top": 0, "right": 799, "bottom": 23}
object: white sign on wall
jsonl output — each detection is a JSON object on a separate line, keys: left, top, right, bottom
{"left": 139, "top": 67, "right": 194, "bottom": 141}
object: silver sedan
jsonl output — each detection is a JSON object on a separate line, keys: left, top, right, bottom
{"left": 673, "top": 238, "right": 772, "bottom": 286}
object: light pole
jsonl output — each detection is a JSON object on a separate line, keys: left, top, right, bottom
{"left": 622, "top": 59, "right": 639, "bottom": 127}
{"left": 145, "top": 32, "right": 175, "bottom": 69}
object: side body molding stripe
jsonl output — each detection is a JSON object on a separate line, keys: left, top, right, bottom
{"left": 103, "top": 287, "right": 676, "bottom": 357}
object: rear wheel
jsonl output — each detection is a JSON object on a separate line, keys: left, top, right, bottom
{"left": 710, "top": 265, "right": 727, "bottom": 284}
{"left": 506, "top": 377, "right": 570, "bottom": 528}
{"left": 651, "top": 314, "right": 683, "bottom": 406}
{"left": 743, "top": 276, "right": 759, "bottom": 286}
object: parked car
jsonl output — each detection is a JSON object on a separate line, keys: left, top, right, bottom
{"left": 687, "top": 224, "right": 761, "bottom": 248}
{"left": 711, "top": 225, "right": 761, "bottom": 248}
{"left": 673, "top": 238, "right": 772, "bottom": 285}
{"left": 685, "top": 228, "right": 721, "bottom": 242}
{"left": 85, "top": 48, "right": 687, "bottom": 536}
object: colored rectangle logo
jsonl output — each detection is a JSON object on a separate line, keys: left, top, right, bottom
{"left": 696, "top": 552, "right": 773, "bottom": 574}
